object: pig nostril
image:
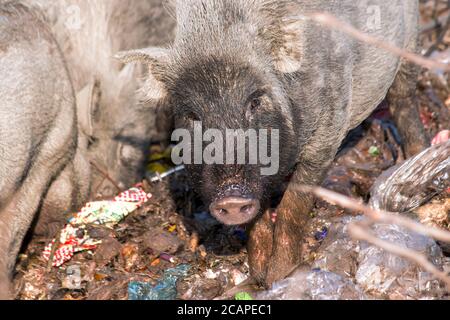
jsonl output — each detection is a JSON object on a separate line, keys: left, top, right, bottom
{"left": 218, "top": 208, "right": 228, "bottom": 215}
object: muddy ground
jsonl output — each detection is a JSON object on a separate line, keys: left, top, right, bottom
{"left": 12, "top": 1, "right": 450, "bottom": 300}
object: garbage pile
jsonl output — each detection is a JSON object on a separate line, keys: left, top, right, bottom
{"left": 258, "top": 218, "right": 448, "bottom": 300}
{"left": 13, "top": 0, "right": 450, "bottom": 300}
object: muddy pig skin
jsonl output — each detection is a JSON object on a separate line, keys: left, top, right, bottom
{"left": 119, "top": 0, "right": 431, "bottom": 287}
{"left": 0, "top": 0, "right": 175, "bottom": 299}
{"left": 22, "top": 0, "right": 176, "bottom": 236}
{"left": 0, "top": 2, "right": 80, "bottom": 298}
{"left": 25, "top": 0, "right": 176, "bottom": 202}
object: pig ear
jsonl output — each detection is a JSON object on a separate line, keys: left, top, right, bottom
{"left": 272, "top": 20, "right": 304, "bottom": 74}
{"left": 76, "top": 80, "right": 100, "bottom": 137}
{"left": 115, "top": 47, "right": 169, "bottom": 101}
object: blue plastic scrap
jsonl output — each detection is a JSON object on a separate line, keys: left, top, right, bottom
{"left": 128, "top": 264, "right": 191, "bottom": 300}
{"left": 314, "top": 227, "right": 329, "bottom": 241}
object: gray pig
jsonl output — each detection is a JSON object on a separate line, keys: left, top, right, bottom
{"left": 0, "top": 2, "right": 83, "bottom": 298}
{"left": 27, "top": 0, "right": 176, "bottom": 202}
{"left": 118, "top": 0, "right": 429, "bottom": 286}
{"left": 0, "top": 0, "right": 174, "bottom": 298}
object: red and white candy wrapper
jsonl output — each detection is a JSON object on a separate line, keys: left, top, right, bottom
{"left": 43, "top": 186, "right": 152, "bottom": 267}
{"left": 42, "top": 225, "right": 100, "bottom": 267}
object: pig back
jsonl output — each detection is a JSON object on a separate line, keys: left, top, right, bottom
{"left": 286, "top": 0, "right": 418, "bottom": 159}
{"left": 0, "top": 2, "right": 77, "bottom": 203}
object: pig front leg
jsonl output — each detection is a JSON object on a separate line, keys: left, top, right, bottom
{"left": 34, "top": 150, "right": 91, "bottom": 238}
{"left": 0, "top": 157, "right": 73, "bottom": 299}
{"left": 0, "top": 125, "right": 75, "bottom": 299}
{"left": 264, "top": 162, "right": 330, "bottom": 287}
{"left": 0, "top": 159, "right": 73, "bottom": 299}
{"left": 0, "top": 196, "right": 26, "bottom": 299}
{"left": 247, "top": 161, "right": 330, "bottom": 287}
{"left": 247, "top": 209, "right": 274, "bottom": 285}
{"left": 263, "top": 191, "right": 313, "bottom": 286}
{"left": 387, "top": 42, "right": 429, "bottom": 158}
{"left": 0, "top": 219, "right": 14, "bottom": 299}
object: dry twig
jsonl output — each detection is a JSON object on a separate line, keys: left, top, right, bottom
{"left": 349, "top": 222, "right": 450, "bottom": 288}
{"left": 296, "top": 185, "right": 450, "bottom": 289}
{"left": 298, "top": 185, "right": 450, "bottom": 243}
{"left": 288, "top": 12, "right": 450, "bottom": 72}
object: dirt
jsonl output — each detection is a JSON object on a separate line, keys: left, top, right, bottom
{"left": 12, "top": 1, "right": 450, "bottom": 300}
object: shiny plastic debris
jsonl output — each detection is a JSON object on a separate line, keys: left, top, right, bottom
{"left": 128, "top": 264, "right": 191, "bottom": 300}
{"left": 235, "top": 292, "right": 253, "bottom": 300}
{"left": 314, "top": 227, "right": 329, "bottom": 241}
{"left": 368, "top": 146, "right": 380, "bottom": 157}
{"left": 259, "top": 216, "right": 447, "bottom": 300}
{"left": 313, "top": 216, "right": 360, "bottom": 278}
{"left": 147, "top": 165, "right": 186, "bottom": 183}
{"left": 71, "top": 187, "right": 151, "bottom": 227}
{"left": 355, "top": 222, "right": 445, "bottom": 299}
{"left": 43, "top": 186, "right": 152, "bottom": 267}
{"left": 312, "top": 216, "right": 446, "bottom": 299}
{"left": 256, "top": 269, "right": 366, "bottom": 300}
{"left": 147, "top": 147, "right": 174, "bottom": 174}
{"left": 370, "top": 140, "right": 450, "bottom": 213}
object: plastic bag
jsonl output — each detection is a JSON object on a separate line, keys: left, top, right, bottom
{"left": 370, "top": 141, "right": 450, "bottom": 213}
{"left": 128, "top": 264, "right": 191, "bottom": 300}
{"left": 256, "top": 269, "right": 366, "bottom": 300}
{"left": 355, "top": 222, "right": 445, "bottom": 299}
{"left": 312, "top": 216, "right": 446, "bottom": 299}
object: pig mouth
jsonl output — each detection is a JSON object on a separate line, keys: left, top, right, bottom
{"left": 209, "top": 185, "right": 261, "bottom": 225}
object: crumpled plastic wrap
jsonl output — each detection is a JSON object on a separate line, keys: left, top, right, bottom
{"left": 355, "top": 223, "right": 445, "bottom": 299}
{"left": 370, "top": 140, "right": 450, "bottom": 213}
{"left": 312, "top": 216, "right": 446, "bottom": 299}
{"left": 128, "top": 264, "right": 191, "bottom": 300}
{"left": 312, "top": 216, "right": 361, "bottom": 278}
{"left": 43, "top": 186, "right": 152, "bottom": 267}
{"left": 256, "top": 269, "right": 366, "bottom": 300}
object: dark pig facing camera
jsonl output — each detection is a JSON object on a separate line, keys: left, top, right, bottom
{"left": 122, "top": 0, "right": 430, "bottom": 287}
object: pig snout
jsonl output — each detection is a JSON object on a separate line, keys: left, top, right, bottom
{"left": 210, "top": 197, "right": 260, "bottom": 225}
{"left": 95, "top": 180, "right": 125, "bottom": 199}
{"left": 209, "top": 185, "right": 260, "bottom": 225}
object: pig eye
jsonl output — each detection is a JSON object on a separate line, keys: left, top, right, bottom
{"left": 250, "top": 98, "right": 261, "bottom": 112}
{"left": 247, "top": 90, "right": 265, "bottom": 115}
{"left": 182, "top": 111, "right": 200, "bottom": 122}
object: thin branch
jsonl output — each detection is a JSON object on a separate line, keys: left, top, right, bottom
{"left": 213, "top": 278, "right": 257, "bottom": 301}
{"left": 290, "top": 12, "right": 450, "bottom": 72}
{"left": 348, "top": 222, "right": 450, "bottom": 288}
{"left": 297, "top": 185, "right": 450, "bottom": 243}
{"left": 296, "top": 184, "right": 450, "bottom": 290}
{"left": 89, "top": 160, "right": 122, "bottom": 193}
